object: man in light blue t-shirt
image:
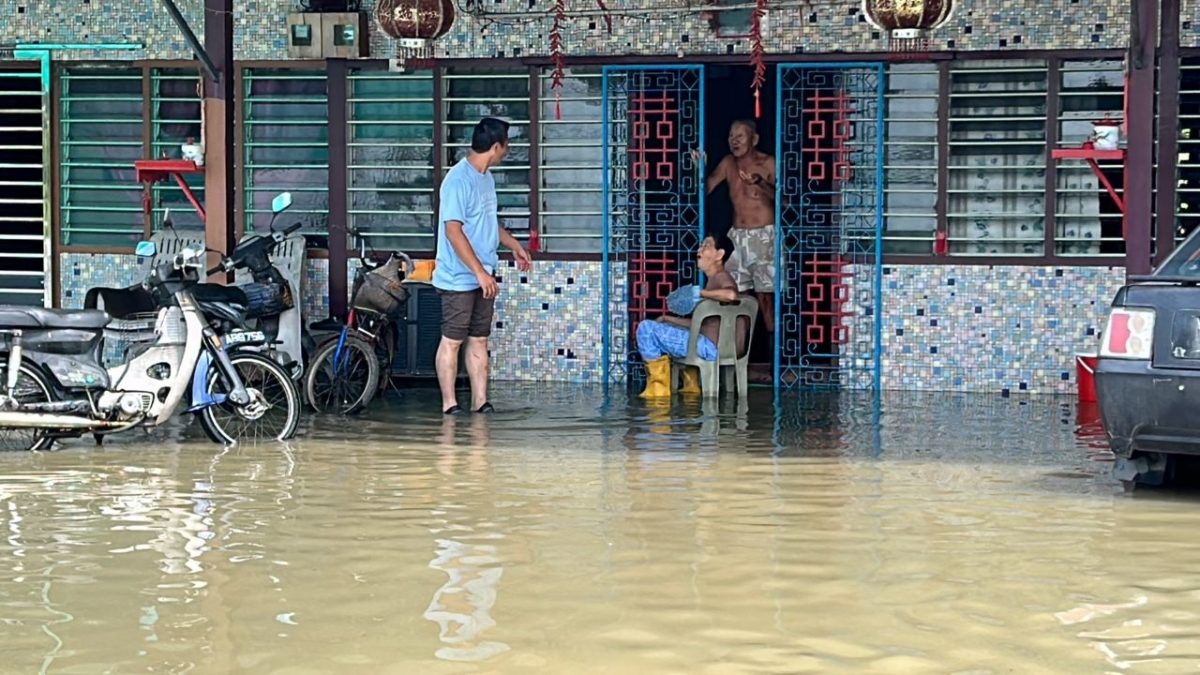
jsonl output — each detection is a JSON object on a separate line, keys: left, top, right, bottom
{"left": 434, "top": 117, "right": 533, "bottom": 416}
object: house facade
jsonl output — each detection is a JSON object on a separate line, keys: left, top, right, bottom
{"left": 1, "top": 0, "right": 1196, "bottom": 393}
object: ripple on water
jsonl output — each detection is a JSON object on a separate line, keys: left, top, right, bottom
{"left": 0, "top": 385, "right": 1195, "bottom": 672}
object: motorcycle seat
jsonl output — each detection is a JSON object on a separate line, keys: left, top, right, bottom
{"left": 192, "top": 283, "right": 249, "bottom": 306}
{"left": 0, "top": 307, "right": 111, "bottom": 330}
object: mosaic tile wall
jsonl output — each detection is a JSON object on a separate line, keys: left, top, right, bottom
{"left": 1186, "top": 0, "right": 1200, "bottom": 47}
{"left": 65, "top": 252, "right": 1129, "bottom": 393}
{"left": 866, "top": 264, "right": 1128, "bottom": 395}
{"left": 0, "top": 0, "right": 1141, "bottom": 62}
{"left": 61, "top": 253, "right": 604, "bottom": 383}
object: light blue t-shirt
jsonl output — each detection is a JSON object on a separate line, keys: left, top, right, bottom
{"left": 433, "top": 158, "right": 499, "bottom": 292}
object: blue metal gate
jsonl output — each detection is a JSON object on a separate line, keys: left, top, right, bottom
{"left": 602, "top": 66, "right": 705, "bottom": 386}
{"left": 774, "top": 63, "right": 885, "bottom": 393}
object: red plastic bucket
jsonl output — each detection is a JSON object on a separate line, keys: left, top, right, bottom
{"left": 1076, "top": 353, "right": 1098, "bottom": 402}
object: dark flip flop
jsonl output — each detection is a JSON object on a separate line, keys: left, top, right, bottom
{"left": 475, "top": 403, "right": 495, "bottom": 414}
{"left": 443, "top": 405, "right": 464, "bottom": 416}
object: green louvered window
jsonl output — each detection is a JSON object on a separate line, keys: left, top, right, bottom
{"left": 347, "top": 70, "right": 435, "bottom": 252}
{"left": 242, "top": 68, "right": 329, "bottom": 235}
{"left": 59, "top": 67, "right": 144, "bottom": 248}
{"left": 443, "top": 68, "right": 531, "bottom": 239}
{"left": 538, "top": 66, "right": 603, "bottom": 253}
{"left": 151, "top": 68, "right": 204, "bottom": 233}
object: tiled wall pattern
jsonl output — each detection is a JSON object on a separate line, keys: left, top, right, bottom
{"left": 0, "top": 0, "right": 1141, "bottom": 62}
{"left": 62, "top": 253, "right": 604, "bottom": 383}
{"left": 1186, "top": 0, "right": 1200, "bottom": 47}
{"left": 63, "top": 254, "right": 1127, "bottom": 393}
{"left": 489, "top": 260, "right": 604, "bottom": 382}
{"left": 871, "top": 264, "right": 1127, "bottom": 395}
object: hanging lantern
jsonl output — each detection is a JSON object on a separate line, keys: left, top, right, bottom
{"left": 861, "top": 0, "right": 953, "bottom": 55}
{"left": 375, "top": 0, "right": 456, "bottom": 64}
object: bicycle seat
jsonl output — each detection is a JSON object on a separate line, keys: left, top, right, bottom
{"left": 0, "top": 307, "right": 110, "bottom": 330}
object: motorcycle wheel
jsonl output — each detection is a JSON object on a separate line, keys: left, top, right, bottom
{"left": 0, "top": 362, "right": 56, "bottom": 451}
{"left": 197, "top": 352, "right": 301, "bottom": 445}
{"left": 304, "top": 335, "right": 379, "bottom": 415}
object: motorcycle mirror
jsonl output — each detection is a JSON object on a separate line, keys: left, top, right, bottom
{"left": 135, "top": 241, "right": 157, "bottom": 258}
{"left": 271, "top": 192, "right": 293, "bottom": 214}
{"left": 162, "top": 208, "right": 173, "bottom": 229}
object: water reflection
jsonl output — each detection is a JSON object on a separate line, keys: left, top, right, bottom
{"left": 3, "top": 384, "right": 1200, "bottom": 672}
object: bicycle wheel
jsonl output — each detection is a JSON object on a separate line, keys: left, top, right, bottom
{"left": 198, "top": 352, "right": 302, "bottom": 445}
{"left": 376, "top": 321, "right": 398, "bottom": 395}
{"left": 304, "top": 334, "right": 380, "bottom": 415}
{"left": 0, "top": 362, "right": 55, "bottom": 451}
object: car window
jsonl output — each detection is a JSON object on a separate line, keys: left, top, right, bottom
{"left": 1156, "top": 227, "right": 1200, "bottom": 277}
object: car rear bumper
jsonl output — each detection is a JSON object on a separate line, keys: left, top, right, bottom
{"left": 1096, "top": 358, "right": 1200, "bottom": 458}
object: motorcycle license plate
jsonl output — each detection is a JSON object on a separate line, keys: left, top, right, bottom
{"left": 225, "top": 331, "right": 267, "bottom": 345}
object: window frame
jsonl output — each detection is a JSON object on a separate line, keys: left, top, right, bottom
{"left": 54, "top": 60, "right": 204, "bottom": 254}
{"left": 52, "top": 50, "right": 1172, "bottom": 268}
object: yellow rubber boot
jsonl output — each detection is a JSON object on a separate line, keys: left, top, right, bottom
{"left": 639, "top": 356, "right": 672, "bottom": 399}
{"left": 679, "top": 366, "right": 702, "bottom": 395}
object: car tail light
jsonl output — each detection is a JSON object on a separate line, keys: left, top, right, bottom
{"left": 1100, "top": 308, "right": 1155, "bottom": 359}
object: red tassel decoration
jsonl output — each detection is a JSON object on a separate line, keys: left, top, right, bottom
{"left": 595, "top": 0, "right": 613, "bottom": 33}
{"left": 550, "top": 0, "right": 567, "bottom": 120}
{"left": 749, "top": 0, "right": 767, "bottom": 118}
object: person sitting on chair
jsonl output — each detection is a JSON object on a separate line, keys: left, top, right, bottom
{"left": 636, "top": 233, "right": 748, "bottom": 398}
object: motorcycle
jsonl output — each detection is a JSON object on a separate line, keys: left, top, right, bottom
{"left": 217, "top": 192, "right": 308, "bottom": 380}
{"left": 0, "top": 196, "right": 304, "bottom": 451}
{"left": 124, "top": 194, "right": 308, "bottom": 380}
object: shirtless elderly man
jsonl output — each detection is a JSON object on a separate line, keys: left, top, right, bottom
{"left": 694, "top": 119, "right": 776, "bottom": 333}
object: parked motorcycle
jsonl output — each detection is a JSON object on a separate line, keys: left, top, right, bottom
{"left": 216, "top": 192, "right": 308, "bottom": 379}
{"left": 0, "top": 197, "right": 303, "bottom": 451}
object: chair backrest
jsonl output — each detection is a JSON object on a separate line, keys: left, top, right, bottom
{"left": 689, "top": 296, "right": 759, "bottom": 362}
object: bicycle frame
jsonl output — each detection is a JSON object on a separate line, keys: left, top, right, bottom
{"left": 330, "top": 308, "right": 395, "bottom": 377}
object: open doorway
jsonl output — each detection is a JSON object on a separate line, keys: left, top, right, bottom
{"left": 0, "top": 68, "right": 46, "bottom": 306}
{"left": 701, "top": 64, "right": 777, "bottom": 382}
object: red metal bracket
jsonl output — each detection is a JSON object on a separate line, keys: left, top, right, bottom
{"left": 134, "top": 159, "right": 206, "bottom": 225}
{"left": 1051, "top": 145, "right": 1127, "bottom": 235}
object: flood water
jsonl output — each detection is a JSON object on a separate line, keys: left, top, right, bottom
{"left": 2, "top": 384, "right": 1199, "bottom": 673}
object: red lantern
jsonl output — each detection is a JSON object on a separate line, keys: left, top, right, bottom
{"left": 861, "top": 0, "right": 952, "bottom": 54}
{"left": 375, "top": 0, "right": 456, "bottom": 61}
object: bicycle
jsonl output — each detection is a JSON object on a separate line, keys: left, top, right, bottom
{"left": 304, "top": 229, "right": 412, "bottom": 414}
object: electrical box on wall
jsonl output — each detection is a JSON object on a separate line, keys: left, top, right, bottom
{"left": 321, "top": 12, "right": 370, "bottom": 58}
{"left": 287, "top": 12, "right": 369, "bottom": 58}
{"left": 287, "top": 13, "right": 324, "bottom": 59}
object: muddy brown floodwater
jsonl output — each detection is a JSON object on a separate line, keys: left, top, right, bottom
{"left": 1, "top": 385, "right": 1198, "bottom": 673}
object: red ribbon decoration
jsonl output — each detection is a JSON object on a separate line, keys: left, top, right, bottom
{"left": 550, "top": 0, "right": 567, "bottom": 120}
{"left": 595, "top": 0, "right": 613, "bottom": 33}
{"left": 749, "top": 0, "right": 767, "bottom": 118}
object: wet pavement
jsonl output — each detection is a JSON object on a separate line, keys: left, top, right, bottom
{"left": 2, "top": 384, "right": 1199, "bottom": 673}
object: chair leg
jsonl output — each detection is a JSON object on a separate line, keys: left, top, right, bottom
{"left": 736, "top": 362, "right": 749, "bottom": 398}
{"left": 700, "top": 362, "right": 719, "bottom": 398}
{"left": 722, "top": 366, "right": 735, "bottom": 392}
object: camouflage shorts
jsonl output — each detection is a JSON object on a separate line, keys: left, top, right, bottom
{"left": 727, "top": 226, "right": 775, "bottom": 293}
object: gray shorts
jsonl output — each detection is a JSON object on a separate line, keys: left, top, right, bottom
{"left": 438, "top": 289, "right": 495, "bottom": 341}
{"left": 727, "top": 226, "right": 776, "bottom": 293}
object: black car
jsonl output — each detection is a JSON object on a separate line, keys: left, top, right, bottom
{"left": 1096, "top": 228, "right": 1200, "bottom": 487}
